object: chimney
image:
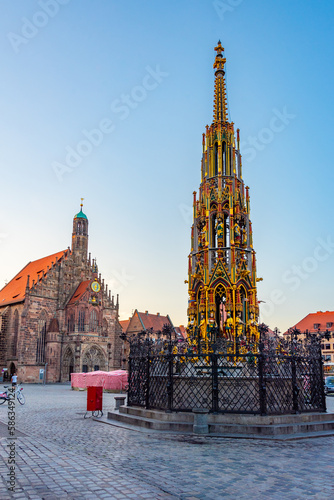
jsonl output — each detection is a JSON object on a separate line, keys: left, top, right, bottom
{"left": 145, "top": 311, "right": 148, "bottom": 315}
{"left": 157, "top": 312, "right": 160, "bottom": 316}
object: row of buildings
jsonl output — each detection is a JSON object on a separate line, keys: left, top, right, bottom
{"left": 285, "top": 311, "right": 334, "bottom": 375}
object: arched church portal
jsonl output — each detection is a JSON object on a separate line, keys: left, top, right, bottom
{"left": 62, "top": 346, "right": 74, "bottom": 382}
{"left": 9, "top": 362, "right": 16, "bottom": 377}
{"left": 81, "top": 345, "right": 107, "bottom": 373}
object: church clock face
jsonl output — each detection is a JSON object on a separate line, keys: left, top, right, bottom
{"left": 91, "top": 280, "right": 100, "bottom": 293}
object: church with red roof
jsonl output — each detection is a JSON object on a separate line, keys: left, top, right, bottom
{"left": 0, "top": 204, "right": 122, "bottom": 383}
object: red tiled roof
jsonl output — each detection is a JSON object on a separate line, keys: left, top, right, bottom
{"left": 284, "top": 311, "right": 334, "bottom": 335}
{"left": 119, "top": 319, "right": 130, "bottom": 333}
{"left": 67, "top": 280, "right": 91, "bottom": 305}
{"left": 137, "top": 311, "right": 172, "bottom": 332}
{"left": 175, "top": 325, "right": 187, "bottom": 339}
{"left": 0, "top": 250, "right": 68, "bottom": 307}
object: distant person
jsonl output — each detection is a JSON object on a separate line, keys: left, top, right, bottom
{"left": 11, "top": 372, "right": 17, "bottom": 387}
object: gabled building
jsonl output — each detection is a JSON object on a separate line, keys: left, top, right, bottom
{"left": 285, "top": 311, "right": 334, "bottom": 374}
{"left": 122, "top": 310, "right": 184, "bottom": 341}
{"left": 174, "top": 325, "right": 187, "bottom": 340}
{"left": 0, "top": 204, "right": 122, "bottom": 383}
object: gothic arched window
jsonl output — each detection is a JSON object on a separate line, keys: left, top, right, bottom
{"left": 89, "top": 310, "right": 98, "bottom": 332}
{"left": 214, "top": 143, "right": 218, "bottom": 176}
{"left": 67, "top": 313, "right": 75, "bottom": 333}
{"left": 222, "top": 142, "right": 226, "bottom": 175}
{"left": 36, "top": 312, "right": 47, "bottom": 364}
{"left": 12, "top": 310, "right": 19, "bottom": 357}
{"left": 78, "top": 310, "right": 85, "bottom": 332}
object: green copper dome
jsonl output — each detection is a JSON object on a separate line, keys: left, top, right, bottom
{"left": 74, "top": 209, "right": 88, "bottom": 220}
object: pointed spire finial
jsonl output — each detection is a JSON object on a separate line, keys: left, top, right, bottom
{"left": 80, "top": 197, "right": 84, "bottom": 210}
{"left": 214, "top": 41, "right": 226, "bottom": 73}
{"left": 213, "top": 41, "right": 228, "bottom": 123}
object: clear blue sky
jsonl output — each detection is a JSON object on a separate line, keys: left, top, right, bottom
{"left": 0, "top": 0, "right": 333, "bottom": 333}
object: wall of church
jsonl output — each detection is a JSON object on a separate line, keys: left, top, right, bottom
{"left": 45, "top": 332, "right": 62, "bottom": 383}
{"left": 20, "top": 296, "right": 56, "bottom": 361}
{"left": 0, "top": 297, "right": 123, "bottom": 383}
{"left": 0, "top": 303, "right": 26, "bottom": 380}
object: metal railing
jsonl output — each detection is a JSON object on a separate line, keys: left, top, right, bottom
{"left": 126, "top": 326, "right": 326, "bottom": 416}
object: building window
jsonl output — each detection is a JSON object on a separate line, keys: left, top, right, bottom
{"left": 78, "top": 310, "right": 85, "bottom": 332}
{"left": 94, "top": 365, "right": 99, "bottom": 371}
{"left": 325, "top": 344, "right": 331, "bottom": 350}
{"left": 314, "top": 323, "right": 320, "bottom": 329}
{"left": 12, "top": 310, "right": 19, "bottom": 357}
{"left": 327, "top": 322, "right": 333, "bottom": 328}
{"left": 82, "top": 364, "right": 88, "bottom": 373}
{"left": 36, "top": 314, "right": 47, "bottom": 364}
{"left": 67, "top": 313, "right": 75, "bottom": 333}
{"left": 325, "top": 355, "right": 331, "bottom": 361}
{"left": 89, "top": 310, "right": 98, "bottom": 332}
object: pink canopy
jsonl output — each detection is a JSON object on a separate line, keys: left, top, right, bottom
{"left": 71, "top": 370, "right": 128, "bottom": 391}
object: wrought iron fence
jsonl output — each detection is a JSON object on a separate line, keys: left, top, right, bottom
{"left": 125, "top": 325, "right": 326, "bottom": 415}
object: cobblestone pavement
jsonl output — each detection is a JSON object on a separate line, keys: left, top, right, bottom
{"left": 1, "top": 384, "right": 334, "bottom": 499}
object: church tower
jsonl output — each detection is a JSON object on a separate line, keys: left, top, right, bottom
{"left": 71, "top": 199, "right": 88, "bottom": 262}
{"left": 187, "top": 42, "right": 259, "bottom": 343}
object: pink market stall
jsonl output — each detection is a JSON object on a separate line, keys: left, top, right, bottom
{"left": 71, "top": 370, "right": 128, "bottom": 391}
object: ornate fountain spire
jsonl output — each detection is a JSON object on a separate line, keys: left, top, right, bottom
{"left": 213, "top": 41, "right": 228, "bottom": 123}
{"left": 187, "top": 43, "right": 259, "bottom": 345}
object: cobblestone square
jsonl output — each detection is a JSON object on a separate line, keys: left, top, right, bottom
{"left": 1, "top": 384, "right": 334, "bottom": 499}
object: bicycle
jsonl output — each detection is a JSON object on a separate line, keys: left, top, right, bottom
{"left": 0, "top": 385, "right": 25, "bottom": 405}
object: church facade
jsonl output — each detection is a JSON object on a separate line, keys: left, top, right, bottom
{"left": 0, "top": 204, "right": 123, "bottom": 383}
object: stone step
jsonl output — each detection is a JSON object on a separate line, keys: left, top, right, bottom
{"left": 208, "top": 429, "right": 334, "bottom": 441}
{"left": 208, "top": 412, "right": 334, "bottom": 425}
{"left": 209, "top": 419, "right": 334, "bottom": 436}
{"left": 121, "top": 405, "right": 334, "bottom": 425}
{"left": 106, "top": 407, "right": 334, "bottom": 440}
{"left": 100, "top": 417, "right": 334, "bottom": 441}
{"left": 119, "top": 405, "right": 194, "bottom": 422}
{"left": 107, "top": 411, "right": 193, "bottom": 433}
{"left": 113, "top": 410, "right": 334, "bottom": 436}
